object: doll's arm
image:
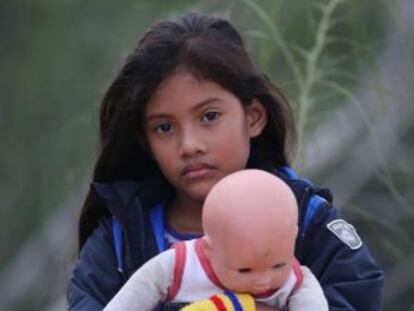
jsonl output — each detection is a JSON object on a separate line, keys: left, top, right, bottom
{"left": 287, "top": 266, "right": 328, "bottom": 311}
{"left": 103, "top": 248, "right": 175, "bottom": 311}
{"left": 181, "top": 292, "right": 255, "bottom": 311}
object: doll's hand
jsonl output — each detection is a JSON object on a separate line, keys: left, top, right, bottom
{"left": 180, "top": 291, "right": 255, "bottom": 311}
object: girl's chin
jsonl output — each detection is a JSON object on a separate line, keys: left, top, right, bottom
{"left": 183, "top": 183, "right": 213, "bottom": 203}
{"left": 176, "top": 175, "right": 222, "bottom": 203}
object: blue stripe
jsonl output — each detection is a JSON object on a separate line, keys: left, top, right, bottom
{"left": 111, "top": 217, "right": 124, "bottom": 272}
{"left": 303, "top": 195, "right": 325, "bottom": 234}
{"left": 280, "top": 166, "right": 298, "bottom": 179}
{"left": 150, "top": 203, "right": 166, "bottom": 252}
{"left": 279, "top": 166, "right": 321, "bottom": 235}
{"left": 165, "top": 223, "right": 203, "bottom": 241}
{"left": 280, "top": 166, "right": 314, "bottom": 186}
{"left": 224, "top": 290, "right": 243, "bottom": 311}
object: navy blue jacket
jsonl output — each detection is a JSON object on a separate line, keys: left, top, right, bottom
{"left": 68, "top": 168, "right": 383, "bottom": 310}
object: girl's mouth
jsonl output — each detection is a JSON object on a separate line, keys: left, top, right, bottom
{"left": 181, "top": 163, "right": 214, "bottom": 179}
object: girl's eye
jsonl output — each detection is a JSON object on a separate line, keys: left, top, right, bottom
{"left": 154, "top": 123, "right": 173, "bottom": 133}
{"left": 238, "top": 268, "right": 251, "bottom": 274}
{"left": 202, "top": 111, "right": 220, "bottom": 122}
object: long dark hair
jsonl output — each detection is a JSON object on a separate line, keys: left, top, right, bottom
{"left": 78, "top": 13, "right": 296, "bottom": 251}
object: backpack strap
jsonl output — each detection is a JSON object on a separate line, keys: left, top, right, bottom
{"left": 277, "top": 166, "right": 330, "bottom": 236}
{"left": 150, "top": 203, "right": 167, "bottom": 252}
{"left": 111, "top": 216, "right": 124, "bottom": 273}
{"left": 303, "top": 195, "right": 327, "bottom": 234}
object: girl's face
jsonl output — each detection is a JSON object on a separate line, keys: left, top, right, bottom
{"left": 144, "top": 71, "right": 266, "bottom": 204}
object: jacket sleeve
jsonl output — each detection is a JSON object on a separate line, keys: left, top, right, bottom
{"left": 68, "top": 217, "right": 123, "bottom": 311}
{"left": 300, "top": 202, "right": 384, "bottom": 311}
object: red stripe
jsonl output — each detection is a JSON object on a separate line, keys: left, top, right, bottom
{"left": 292, "top": 258, "right": 304, "bottom": 291}
{"left": 210, "top": 295, "right": 227, "bottom": 311}
{"left": 195, "top": 239, "right": 225, "bottom": 289}
{"left": 167, "top": 242, "right": 186, "bottom": 300}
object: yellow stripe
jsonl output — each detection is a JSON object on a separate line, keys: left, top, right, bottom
{"left": 180, "top": 293, "right": 255, "bottom": 311}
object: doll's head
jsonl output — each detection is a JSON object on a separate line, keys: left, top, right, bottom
{"left": 201, "top": 169, "right": 298, "bottom": 295}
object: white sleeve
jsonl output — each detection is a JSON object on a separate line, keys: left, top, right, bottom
{"left": 103, "top": 248, "right": 175, "bottom": 311}
{"left": 287, "top": 266, "right": 329, "bottom": 311}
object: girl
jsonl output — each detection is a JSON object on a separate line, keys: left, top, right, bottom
{"left": 68, "top": 13, "right": 383, "bottom": 311}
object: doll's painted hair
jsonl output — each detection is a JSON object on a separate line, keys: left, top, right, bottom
{"left": 78, "top": 13, "right": 296, "bottom": 250}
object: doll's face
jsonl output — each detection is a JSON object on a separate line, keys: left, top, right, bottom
{"left": 206, "top": 231, "right": 295, "bottom": 295}
{"left": 201, "top": 169, "right": 299, "bottom": 295}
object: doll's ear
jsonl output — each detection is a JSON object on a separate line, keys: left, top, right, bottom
{"left": 294, "top": 224, "right": 299, "bottom": 240}
{"left": 201, "top": 236, "right": 213, "bottom": 258}
{"left": 246, "top": 99, "right": 267, "bottom": 138}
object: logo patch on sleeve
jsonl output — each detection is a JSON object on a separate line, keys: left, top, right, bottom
{"left": 327, "top": 219, "right": 362, "bottom": 250}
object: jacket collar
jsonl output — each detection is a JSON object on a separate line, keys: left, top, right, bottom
{"left": 92, "top": 176, "right": 172, "bottom": 219}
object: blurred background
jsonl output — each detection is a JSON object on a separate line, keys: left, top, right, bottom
{"left": 1, "top": 0, "right": 413, "bottom": 310}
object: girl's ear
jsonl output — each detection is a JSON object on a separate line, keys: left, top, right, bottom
{"left": 246, "top": 98, "right": 267, "bottom": 138}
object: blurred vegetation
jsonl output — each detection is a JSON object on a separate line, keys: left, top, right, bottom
{"left": 1, "top": 0, "right": 413, "bottom": 310}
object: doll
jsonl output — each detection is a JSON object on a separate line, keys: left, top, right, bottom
{"left": 103, "top": 169, "right": 328, "bottom": 311}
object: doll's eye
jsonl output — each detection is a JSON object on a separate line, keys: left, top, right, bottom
{"left": 238, "top": 268, "right": 251, "bottom": 273}
{"left": 272, "top": 263, "right": 286, "bottom": 270}
{"left": 202, "top": 111, "right": 220, "bottom": 122}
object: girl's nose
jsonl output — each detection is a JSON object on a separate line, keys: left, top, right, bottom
{"left": 179, "top": 129, "right": 207, "bottom": 158}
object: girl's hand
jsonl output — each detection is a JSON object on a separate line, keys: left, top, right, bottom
{"left": 256, "top": 302, "right": 282, "bottom": 311}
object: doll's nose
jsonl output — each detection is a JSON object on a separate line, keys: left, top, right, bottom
{"left": 254, "top": 275, "right": 271, "bottom": 291}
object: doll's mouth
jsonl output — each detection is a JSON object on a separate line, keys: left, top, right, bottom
{"left": 253, "top": 287, "right": 279, "bottom": 298}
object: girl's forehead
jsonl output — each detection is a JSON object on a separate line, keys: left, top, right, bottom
{"left": 145, "top": 72, "right": 239, "bottom": 114}
{"left": 152, "top": 73, "right": 217, "bottom": 101}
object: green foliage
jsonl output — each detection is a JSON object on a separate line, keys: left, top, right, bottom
{"left": 233, "top": 0, "right": 390, "bottom": 163}
{"left": 1, "top": 0, "right": 413, "bottom": 310}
